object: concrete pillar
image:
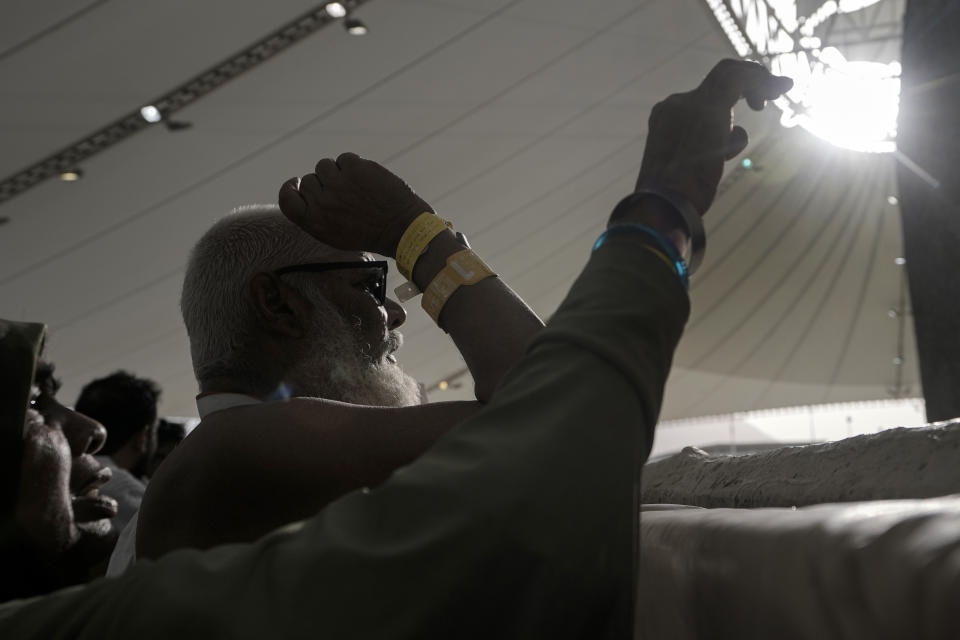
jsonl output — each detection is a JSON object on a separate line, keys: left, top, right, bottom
{"left": 897, "top": 0, "right": 960, "bottom": 420}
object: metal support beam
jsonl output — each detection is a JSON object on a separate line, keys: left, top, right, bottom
{"left": 0, "top": 0, "right": 371, "bottom": 206}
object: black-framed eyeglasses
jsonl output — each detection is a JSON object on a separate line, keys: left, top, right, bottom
{"left": 274, "top": 260, "right": 388, "bottom": 306}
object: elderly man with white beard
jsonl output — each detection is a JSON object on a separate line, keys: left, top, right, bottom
{"left": 1, "top": 59, "right": 794, "bottom": 639}
{"left": 112, "top": 160, "right": 546, "bottom": 570}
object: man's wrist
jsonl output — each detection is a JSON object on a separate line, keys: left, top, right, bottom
{"left": 607, "top": 191, "right": 704, "bottom": 272}
{"left": 394, "top": 213, "right": 452, "bottom": 279}
{"left": 609, "top": 193, "right": 686, "bottom": 243}
{"left": 594, "top": 225, "right": 690, "bottom": 290}
{"left": 410, "top": 230, "right": 466, "bottom": 290}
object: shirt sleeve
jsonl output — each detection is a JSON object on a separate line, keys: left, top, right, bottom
{"left": 104, "top": 513, "right": 138, "bottom": 578}
{"left": 0, "top": 237, "right": 689, "bottom": 640}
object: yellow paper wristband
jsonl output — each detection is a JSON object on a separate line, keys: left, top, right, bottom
{"left": 395, "top": 213, "right": 452, "bottom": 280}
{"left": 421, "top": 249, "right": 497, "bottom": 323}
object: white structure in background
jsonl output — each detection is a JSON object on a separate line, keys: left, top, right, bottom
{"left": 650, "top": 397, "right": 926, "bottom": 459}
{"left": 705, "top": 0, "right": 902, "bottom": 153}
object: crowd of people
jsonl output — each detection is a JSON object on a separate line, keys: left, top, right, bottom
{"left": 0, "top": 60, "right": 791, "bottom": 636}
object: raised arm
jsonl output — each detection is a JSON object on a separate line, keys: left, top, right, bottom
{"left": 0, "top": 60, "right": 795, "bottom": 639}
{"left": 608, "top": 59, "right": 793, "bottom": 246}
{"left": 278, "top": 154, "right": 544, "bottom": 403}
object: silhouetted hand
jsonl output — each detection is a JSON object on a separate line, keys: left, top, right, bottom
{"left": 637, "top": 59, "right": 793, "bottom": 215}
{"left": 278, "top": 152, "right": 433, "bottom": 258}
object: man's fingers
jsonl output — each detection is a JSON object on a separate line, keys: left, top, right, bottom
{"left": 699, "top": 58, "right": 793, "bottom": 110}
{"left": 337, "top": 151, "right": 370, "bottom": 180}
{"left": 298, "top": 174, "right": 325, "bottom": 207}
{"left": 744, "top": 75, "right": 793, "bottom": 111}
{"left": 745, "top": 93, "right": 766, "bottom": 110}
{"left": 314, "top": 158, "right": 341, "bottom": 186}
{"left": 698, "top": 59, "right": 767, "bottom": 108}
{"left": 335, "top": 151, "right": 390, "bottom": 186}
{"left": 725, "top": 125, "right": 749, "bottom": 160}
{"left": 278, "top": 177, "right": 306, "bottom": 219}
{"left": 336, "top": 151, "right": 362, "bottom": 170}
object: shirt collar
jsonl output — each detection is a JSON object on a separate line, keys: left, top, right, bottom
{"left": 196, "top": 392, "right": 263, "bottom": 419}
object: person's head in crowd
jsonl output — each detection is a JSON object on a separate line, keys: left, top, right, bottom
{"left": 75, "top": 371, "right": 161, "bottom": 479}
{"left": 146, "top": 418, "right": 187, "bottom": 478}
{"left": 181, "top": 205, "right": 420, "bottom": 406}
{"left": 0, "top": 320, "right": 118, "bottom": 602}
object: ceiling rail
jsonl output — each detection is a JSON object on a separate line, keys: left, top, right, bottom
{"left": 0, "top": 0, "right": 370, "bottom": 206}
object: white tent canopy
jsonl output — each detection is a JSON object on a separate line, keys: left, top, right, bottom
{"left": 0, "top": 0, "right": 917, "bottom": 431}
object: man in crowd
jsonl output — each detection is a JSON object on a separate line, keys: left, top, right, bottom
{"left": 75, "top": 371, "right": 161, "bottom": 533}
{"left": 128, "top": 58, "right": 788, "bottom": 567}
{"left": 0, "top": 322, "right": 119, "bottom": 602}
{"left": 133, "top": 162, "right": 546, "bottom": 559}
{"left": 146, "top": 419, "right": 187, "bottom": 478}
{"left": 0, "top": 60, "right": 790, "bottom": 637}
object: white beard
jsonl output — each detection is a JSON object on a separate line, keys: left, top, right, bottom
{"left": 286, "top": 294, "right": 422, "bottom": 408}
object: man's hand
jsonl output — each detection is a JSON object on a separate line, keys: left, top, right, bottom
{"left": 278, "top": 152, "right": 433, "bottom": 258}
{"left": 637, "top": 59, "right": 793, "bottom": 215}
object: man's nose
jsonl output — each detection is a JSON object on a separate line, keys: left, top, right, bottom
{"left": 62, "top": 407, "right": 108, "bottom": 456}
{"left": 384, "top": 298, "right": 407, "bottom": 329}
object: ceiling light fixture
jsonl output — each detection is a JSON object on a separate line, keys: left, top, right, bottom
{"left": 59, "top": 169, "right": 83, "bottom": 182}
{"left": 704, "top": 0, "right": 751, "bottom": 56}
{"left": 324, "top": 2, "right": 347, "bottom": 18}
{"left": 887, "top": 195, "right": 899, "bottom": 205}
{"left": 0, "top": 0, "right": 374, "bottom": 206}
{"left": 704, "top": 0, "right": 901, "bottom": 153}
{"left": 345, "top": 17, "right": 368, "bottom": 35}
{"left": 437, "top": 380, "right": 449, "bottom": 391}
{"left": 894, "top": 257, "right": 906, "bottom": 266}
{"left": 140, "top": 105, "right": 163, "bottom": 123}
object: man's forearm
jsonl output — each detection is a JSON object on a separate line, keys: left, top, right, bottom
{"left": 410, "top": 229, "right": 544, "bottom": 402}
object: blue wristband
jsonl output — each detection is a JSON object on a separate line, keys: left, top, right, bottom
{"left": 593, "top": 224, "right": 689, "bottom": 290}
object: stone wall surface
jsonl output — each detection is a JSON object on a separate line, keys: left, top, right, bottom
{"left": 637, "top": 496, "right": 960, "bottom": 639}
{"left": 641, "top": 420, "right": 960, "bottom": 508}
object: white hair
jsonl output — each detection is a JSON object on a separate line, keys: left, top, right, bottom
{"left": 181, "top": 205, "right": 335, "bottom": 389}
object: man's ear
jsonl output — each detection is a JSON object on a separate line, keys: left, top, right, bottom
{"left": 247, "top": 273, "right": 310, "bottom": 339}
{"left": 134, "top": 424, "right": 150, "bottom": 454}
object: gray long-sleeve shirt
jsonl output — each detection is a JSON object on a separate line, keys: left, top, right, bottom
{"left": 0, "top": 234, "right": 689, "bottom": 638}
